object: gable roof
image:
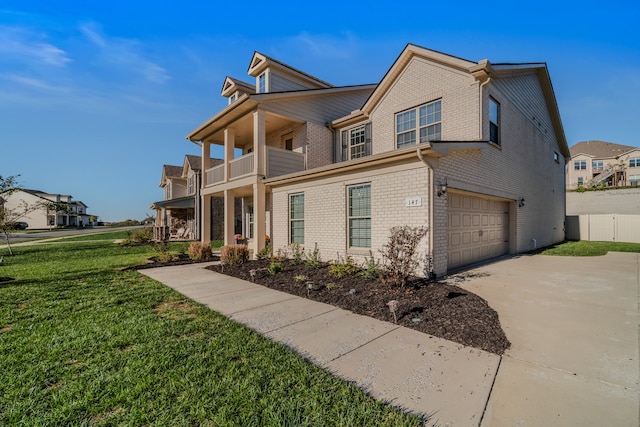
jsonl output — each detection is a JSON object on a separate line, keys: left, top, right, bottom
{"left": 183, "top": 155, "right": 223, "bottom": 174}
{"left": 340, "top": 43, "right": 568, "bottom": 157}
{"left": 221, "top": 76, "right": 255, "bottom": 97}
{"left": 569, "top": 140, "right": 638, "bottom": 159}
{"left": 248, "top": 51, "right": 334, "bottom": 89}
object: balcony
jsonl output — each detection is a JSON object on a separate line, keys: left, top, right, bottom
{"left": 205, "top": 146, "right": 305, "bottom": 187}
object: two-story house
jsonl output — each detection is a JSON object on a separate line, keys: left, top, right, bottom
{"left": 151, "top": 154, "right": 242, "bottom": 241}
{"left": 566, "top": 140, "right": 640, "bottom": 189}
{"left": 0, "top": 189, "right": 94, "bottom": 228}
{"left": 187, "top": 43, "right": 569, "bottom": 277}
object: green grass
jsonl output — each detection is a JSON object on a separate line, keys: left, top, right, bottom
{"left": 0, "top": 240, "right": 421, "bottom": 425}
{"left": 540, "top": 240, "right": 640, "bottom": 256}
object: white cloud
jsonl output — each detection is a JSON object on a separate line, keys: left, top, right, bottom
{"left": 1, "top": 73, "right": 69, "bottom": 92}
{"left": 0, "top": 25, "right": 71, "bottom": 66}
{"left": 79, "top": 22, "right": 170, "bottom": 84}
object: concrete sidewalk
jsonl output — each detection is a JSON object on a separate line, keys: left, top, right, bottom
{"left": 140, "top": 252, "right": 640, "bottom": 427}
{"left": 140, "top": 262, "right": 500, "bottom": 427}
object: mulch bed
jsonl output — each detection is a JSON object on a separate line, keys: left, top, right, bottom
{"left": 206, "top": 259, "right": 510, "bottom": 355}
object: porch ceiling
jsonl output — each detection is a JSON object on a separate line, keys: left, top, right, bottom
{"left": 201, "top": 110, "right": 298, "bottom": 147}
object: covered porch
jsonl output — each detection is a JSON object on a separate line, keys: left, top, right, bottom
{"left": 150, "top": 196, "right": 198, "bottom": 241}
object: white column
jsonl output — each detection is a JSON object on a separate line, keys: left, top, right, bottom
{"left": 252, "top": 182, "right": 266, "bottom": 258}
{"left": 224, "top": 128, "right": 235, "bottom": 181}
{"left": 201, "top": 194, "right": 211, "bottom": 244}
{"left": 253, "top": 110, "right": 266, "bottom": 177}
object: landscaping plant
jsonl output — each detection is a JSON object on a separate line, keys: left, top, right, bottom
{"left": 379, "top": 225, "right": 428, "bottom": 287}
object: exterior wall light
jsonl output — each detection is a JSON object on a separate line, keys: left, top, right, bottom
{"left": 518, "top": 197, "right": 525, "bottom": 207}
{"left": 437, "top": 180, "right": 448, "bottom": 197}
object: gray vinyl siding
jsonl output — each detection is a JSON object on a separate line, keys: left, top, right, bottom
{"left": 270, "top": 73, "right": 316, "bottom": 92}
{"left": 490, "top": 72, "right": 557, "bottom": 146}
{"left": 263, "top": 90, "right": 373, "bottom": 125}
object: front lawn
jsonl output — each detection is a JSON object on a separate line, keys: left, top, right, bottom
{"left": 540, "top": 240, "right": 640, "bottom": 256}
{"left": 0, "top": 234, "right": 421, "bottom": 426}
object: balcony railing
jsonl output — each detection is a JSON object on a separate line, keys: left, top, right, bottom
{"left": 205, "top": 147, "right": 305, "bottom": 187}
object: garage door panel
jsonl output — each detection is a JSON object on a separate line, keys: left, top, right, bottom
{"left": 448, "top": 194, "right": 510, "bottom": 269}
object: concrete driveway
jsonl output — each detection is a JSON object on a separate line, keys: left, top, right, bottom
{"left": 457, "top": 252, "right": 639, "bottom": 426}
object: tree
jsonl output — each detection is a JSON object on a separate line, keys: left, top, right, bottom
{"left": 0, "top": 175, "right": 70, "bottom": 255}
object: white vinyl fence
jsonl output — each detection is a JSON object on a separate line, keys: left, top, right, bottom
{"left": 566, "top": 215, "right": 640, "bottom": 243}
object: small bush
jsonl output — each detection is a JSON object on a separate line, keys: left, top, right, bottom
{"left": 379, "top": 225, "right": 428, "bottom": 287}
{"left": 289, "top": 243, "right": 304, "bottom": 264}
{"left": 305, "top": 243, "right": 322, "bottom": 269}
{"left": 188, "top": 241, "right": 212, "bottom": 260}
{"left": 329, "top": 254, "right": 360, "bottom": 278}
{"left": 153, "top": 242, "right": 174, "bottom": 263}
{"left": 358, "top": 251, "right": 381, "bottom": 280}
{"left": 256, "top": 244, "right": 272, "bottom": 260}
{"left": 220, "top": 244, "right": 249, "bottom": 265}
{"left": 129, "top": 227, "right": 153, "bottom": 243}
{"left": 268, "top": 262, "right": 283, "bottom": 275}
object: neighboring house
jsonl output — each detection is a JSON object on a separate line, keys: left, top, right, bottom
{"left": 566, "top": 140, "right": 640, "bottom": 189}
{"left": 187, "top": 43, "right": 569, "bottom": 276}
{"left": 151, "top": 154, "right": 239, "bottom": 241}
{"left": 0, "top": 189, "right": 95, "bottom": 228}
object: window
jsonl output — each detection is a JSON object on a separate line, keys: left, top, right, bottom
{"left": 188, "top": 175, "right": 195, "bottom": 195}
{"left": 289, "top": 194, "right": 304, "bottom": 244}
{"left": 489, "top": 98, "right": 500, "bottom": 145}
{"left": 395, "top": 100, "right": 441, "bottom": 149}
{"left": 348, "top": 184, "right": 371, "bottom": 248}
{"left": 630, "top": 158, "right": 640, "bottom": 168}
{"left": 340, "top": 123, "right": 372, "bottom": 161}
{"left": 577, "top": 177, "right": 584, "bottom": 186}
{"left": 229, "top": 93, "right": 237, "bottom": 104}
{"left": 592, "top": 161, "right": 604, "bottom": 171}
{"left": 165, "top": 184, "right": 171, "bottom": 200}
{"left": 630, "top": 175, "right": 640, "bottom": 186}
{"left": 258, "top": 73, "right": 266, "bottom": 93}
{"left": 554, "top": 152, "right": 560, "bottom": 163}
{"left": 247, "top": 205, "right": 254, "bottom": 239}
{"left": 574, "top": 160, "right": 586, "bottom": 170}
{"left": 285, "top": 138, "right": 293, "bottom": 151}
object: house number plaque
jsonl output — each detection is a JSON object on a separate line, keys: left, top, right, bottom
{"left": 405, "top": 197, "right": 422, "bottom": 207}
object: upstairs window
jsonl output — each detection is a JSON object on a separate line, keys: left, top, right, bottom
{"left": 396, "top": 100, "right": 441, "bottom": 149}
{"left": 258, "top": 73, "right": 266, "bottom": 93}
{"left": 165, "top": 184, "right": 171, "bottom": 200}
{"left": 574, "top": 160, "right": 586, "bottom": 170}
{"left": 229, "top": 93, "right": 237, "bottom": 104}
{"left": 188, "top": 175, "right": 195, "bottom": 195}
{"left": 341, "top": 123, "right": 372, "bottom": 160}
{"left": 592, "top": 161, "right": 604, "bottom": 171}
{"left": 630, "top": 157, "right": 640, "bottom": 168}
{"left": 489, "top": 98, "right": 500, "bottom": 145}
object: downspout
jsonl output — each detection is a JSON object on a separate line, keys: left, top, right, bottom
{"left": 479, "top": 75, "right": 491, "bottom": 139}
{"left": 417, "top": 148, "right": 436, "bottom": 279}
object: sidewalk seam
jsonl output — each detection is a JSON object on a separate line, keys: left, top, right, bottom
{"left": 325, "top": 325, "right": 402, "bottom": 364}
{"left": 479, "top": 355, "right": 502, "bottom": 427}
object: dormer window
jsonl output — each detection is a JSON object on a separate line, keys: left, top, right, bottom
{"left": 258, "top": 73, "right": 266, "bottom": 93}
{"left": 229, "top": 93, "right": 237, "bottom": 105}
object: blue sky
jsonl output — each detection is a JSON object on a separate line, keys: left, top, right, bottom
{"left": 1, "top": 1, "right": 638, "bottom": 222}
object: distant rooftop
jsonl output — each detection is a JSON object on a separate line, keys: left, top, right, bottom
{"left": 569, "top": 140, "right": 637, "bottom": 158}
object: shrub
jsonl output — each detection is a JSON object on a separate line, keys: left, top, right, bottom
{"left": 329, "top": 254, "right": 360, "bottom": 278}
{"left": 256, "top": 244, "right": 272, "bottom": 260}
{"left": 358, "top": 251, "right": 381, "bottom": 280}
{"left": 220, "top": 244, "right": 249, "bottom": 265}
{"left": 129, "top": 227, "right": 153, "bottom": 243}
{"left": 188, "top": 241, "right": 212, "bottom": 260}
{"left": 268, "top": 262, "right": 283, "bottom": 275}
{"left": 153, "top": 242, "right": 173, "bottom": 263}
{"left": 289, "top": 243, "right": 304, "bottom": 264}
{"left": 379, "top": 225, "right": 428, "bottom": 287}
{"left": 305, "top": 243, "right": 322, "bottom": 269}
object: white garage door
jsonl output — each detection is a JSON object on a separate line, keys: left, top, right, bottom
{"left": 448, "top": 193, "right": 510, "bottom": 269}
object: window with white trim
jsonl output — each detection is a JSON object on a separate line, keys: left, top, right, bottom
{"left": 340, "top": 123, "right": 372, "bottom": 160}
{"left": 630, "top": 175, "right": 640, "bottom": 185}
{"left": 258, "top": 73, "right": 266, "bottom": 93}
{"left": 630, "top": 157, "right": 640, "bottom": 168}
{"left": 165, "top": 184, "right": 171, "bottom": 200}
{"left": 289, "top": 193, "right": 304, "bottom": 244}
{"left": 348, "top": 184, "right": 371, "bottom": 248}
{"left": 396, "top": 100, "right": 441, "bottom": 149}
{"left": 188, "top": 175, "right": 195, "bottom": 195}
{"left": 592, "top": 160, "right": 604, "bottom": 171}
{"left": 577, "top": 177, "right": 584, "bottom": 186}
{"left": 489, "top": 98, "right": 500, "bottom": 145}
{"left": 574, "top": 160, "right": 586, "bottom": 170}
